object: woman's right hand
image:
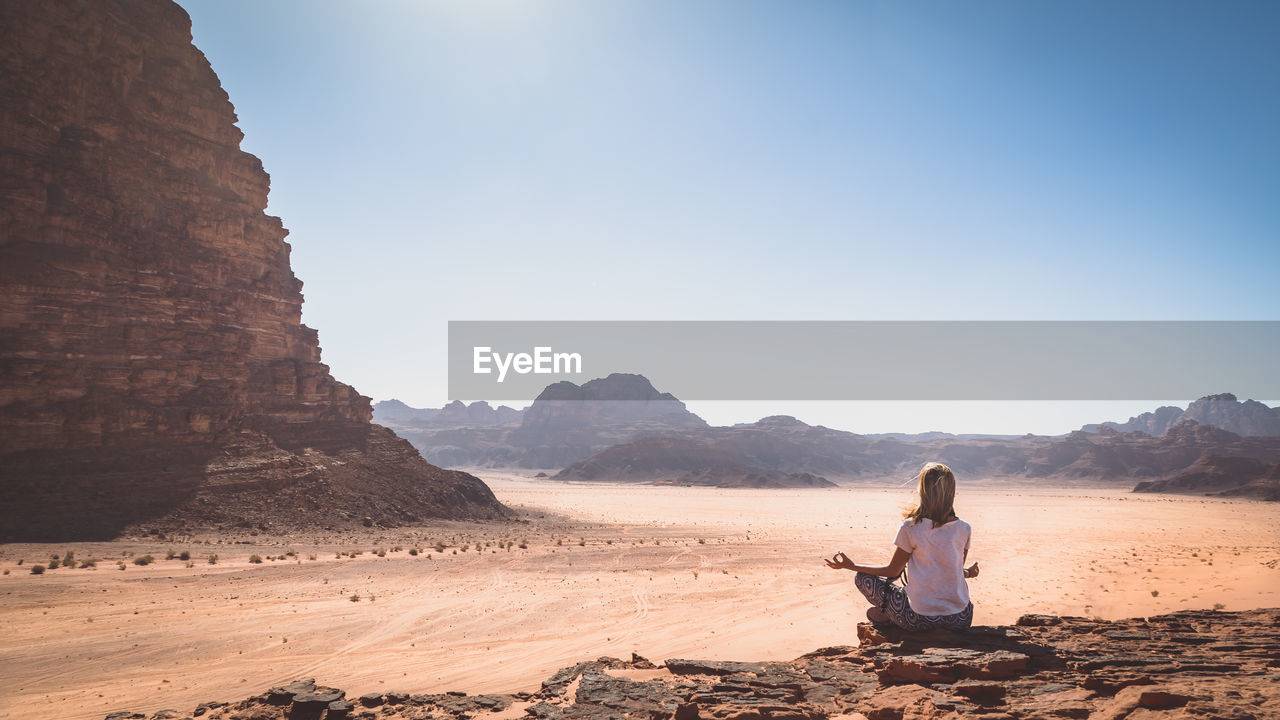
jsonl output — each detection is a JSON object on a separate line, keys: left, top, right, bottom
{"left": 825, "top": 552, "right": 853, "bottom": 570}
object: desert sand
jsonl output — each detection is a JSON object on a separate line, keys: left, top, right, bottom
{"left": 1, "top": 477, "right": 1277, "bottom": 720}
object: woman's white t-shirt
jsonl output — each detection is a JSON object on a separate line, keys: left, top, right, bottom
{"left": 893, "top": 517, "right": 971, "bottom": 616}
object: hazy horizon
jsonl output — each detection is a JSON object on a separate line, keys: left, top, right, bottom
{"left": 374, "top": 395, "right": 1280, "bottom": 437}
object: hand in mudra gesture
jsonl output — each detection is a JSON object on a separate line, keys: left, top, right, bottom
{"left": 825, "top": 552, "right": 854, "bottom": 570}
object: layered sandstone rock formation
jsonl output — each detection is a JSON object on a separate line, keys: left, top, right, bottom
{"left": 103, "top": 608, "right": 1280, "bottom": 720}
{"left": 0, "top": 0, "right": 505, "bottom": 540}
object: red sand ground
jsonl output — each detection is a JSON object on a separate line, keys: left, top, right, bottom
{"left": 1, "top": 478, "right": 1276, "bottom": 720}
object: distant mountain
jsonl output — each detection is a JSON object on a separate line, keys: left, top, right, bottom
{"left": 373, "top": 399, "right": 523, "bottom": 428}
{"left": 1083, "top": 393, "right": 1280, "bottom": 437}
{"left": 382, "top": 374, "right": 708, "bottom": 469}
{"left": 1134, "top": 454, "right": 1280, "bottom": 501}
{"left": 372, "top": 399, "right": 440, "bottom": 424}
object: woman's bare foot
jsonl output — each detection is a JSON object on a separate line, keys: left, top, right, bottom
{"left": 866, "top": 607, "right": 891, "bottom": 625}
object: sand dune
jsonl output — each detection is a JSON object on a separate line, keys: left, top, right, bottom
{"left": 1, "top": 478, "right": 1277, "bottom": 720}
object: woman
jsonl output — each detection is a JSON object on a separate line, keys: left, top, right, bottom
{"left": 825, "top": 462, "right": 979, "bottom": 631}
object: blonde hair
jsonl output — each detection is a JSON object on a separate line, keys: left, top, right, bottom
{"left": 904, "top": 462, "right": 957, "bottom": 527}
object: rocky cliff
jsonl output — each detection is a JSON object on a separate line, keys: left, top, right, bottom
{"left": 0, "top": 0, "right": 506, "bottom": 540}
{"left": 102, "top": 608, "right": 1280, "bottom": 720}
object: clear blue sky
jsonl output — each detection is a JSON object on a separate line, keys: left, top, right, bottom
{"left": 176, "top": 0, "right": 1279, "bottom": 433}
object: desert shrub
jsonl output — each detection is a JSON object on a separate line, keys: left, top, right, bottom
{"left": 116, "top": 561, "right": 126, "bottom": 570}
{"left": 80, "top": 560, "right": 96, "bottom": 569}
{"left": 248, "top": 554, "right": 263, "bottom": 564}
{"left": 391, "top": 546, "right": 402, "bottom": 553}
{"left": 376, "top": 549, "right": 386, "bottom": 557}
{"left": 63, "top": 550, "right": 75, "bottom": 564}
{"left": 2, "top": 569, "right": 8, "bottom": 575}
{"left": 47, "top": 558, "right": 60, "bottom": 570}
{"left": 578, "top": 539, "right": 586, "bottom": 547}
{"left": 308, "top": 554, "right": 317, "bottom": 561}
{"left": 179, "top": 550, "right": 191, "bottom": 561}
{"left": 349, "top": 593, "right": 360, "bottom": 602}
{"left": 408, "top": 548, "right": 419, "bottom": 556}
{"left": 518, "top": 540, "right": 528, "bottom": 549}
{"left": 208, "top": 554, "right": 219, "bottom": 565}
{"left": 285, "top": 550, "right": 297, "bottom": 557}
{"left": 165, "top": 550, "right": 177, "bottom": 560}
{"left": 31, "top": 565, "right": 45, "bottom": 574}
{"left": 434, "top": 542, "right": 446, "bottom": 553}
{"left": 16, "top": 559, "right": 23, "bottom": 566}
{"left": 133, "top": 555, "right": 154, "bottom": 566}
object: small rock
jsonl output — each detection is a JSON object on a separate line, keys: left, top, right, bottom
{"left": 358, "top": 692, "right": 384, "bottom": 707}
{"left": 950, "top": 681, "right": 1006, "bottom": 704}
{"left": 673, "top": 702, "right": 700, "bottom": 720}
{"left": 1016, "top": 614, "right": 1063, "bottom": 626}
{"left": 1138, "top": 689, "right": 1195, "bottom": 709}
{"left": 267, "top": 679, "right": 316, "bottom": 704}
{"left": 291, "top": 687, "right": 344, "bottom": 709}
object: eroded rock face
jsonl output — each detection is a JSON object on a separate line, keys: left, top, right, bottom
{"left": 0, "top": 0, "right": 505, "bottom": 539}
{"left": 105, "top": 608, "right": 1280, "bottom": 720}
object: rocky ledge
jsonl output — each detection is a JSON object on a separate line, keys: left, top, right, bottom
{"left": 104, "top": 608, "right": 1278, "bottom": 720}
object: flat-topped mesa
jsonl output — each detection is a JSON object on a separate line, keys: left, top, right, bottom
{"left": 101, "top": 608, "right": 1280, "bottom": 720}
{"left": 0, "top": 0, "right": 505, "bottom": 540}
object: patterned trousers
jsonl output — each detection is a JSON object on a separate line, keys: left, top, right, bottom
{"left": 854, "top": 572, "right": 973, "bottom": 631}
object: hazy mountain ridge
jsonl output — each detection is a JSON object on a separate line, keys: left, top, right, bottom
{"left": 373, "top": 399, "right": 523, "bottom": 428}
{"left": 383, "top": 376, "right": 1280, "bottom": 499}
{"left": 1082, "top": 393, "right": 1280, "bottom": 437}
{"left": 556, "top": 402, "right": 1280, "bottom": 499}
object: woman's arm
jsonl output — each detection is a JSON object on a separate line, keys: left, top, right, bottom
{"left": 825, "top": 548, "right": 910, "bottom": 578}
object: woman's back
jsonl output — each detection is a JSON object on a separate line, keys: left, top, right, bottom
{"left": 895, "top": 517, "right": 971, "bottom": 616}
